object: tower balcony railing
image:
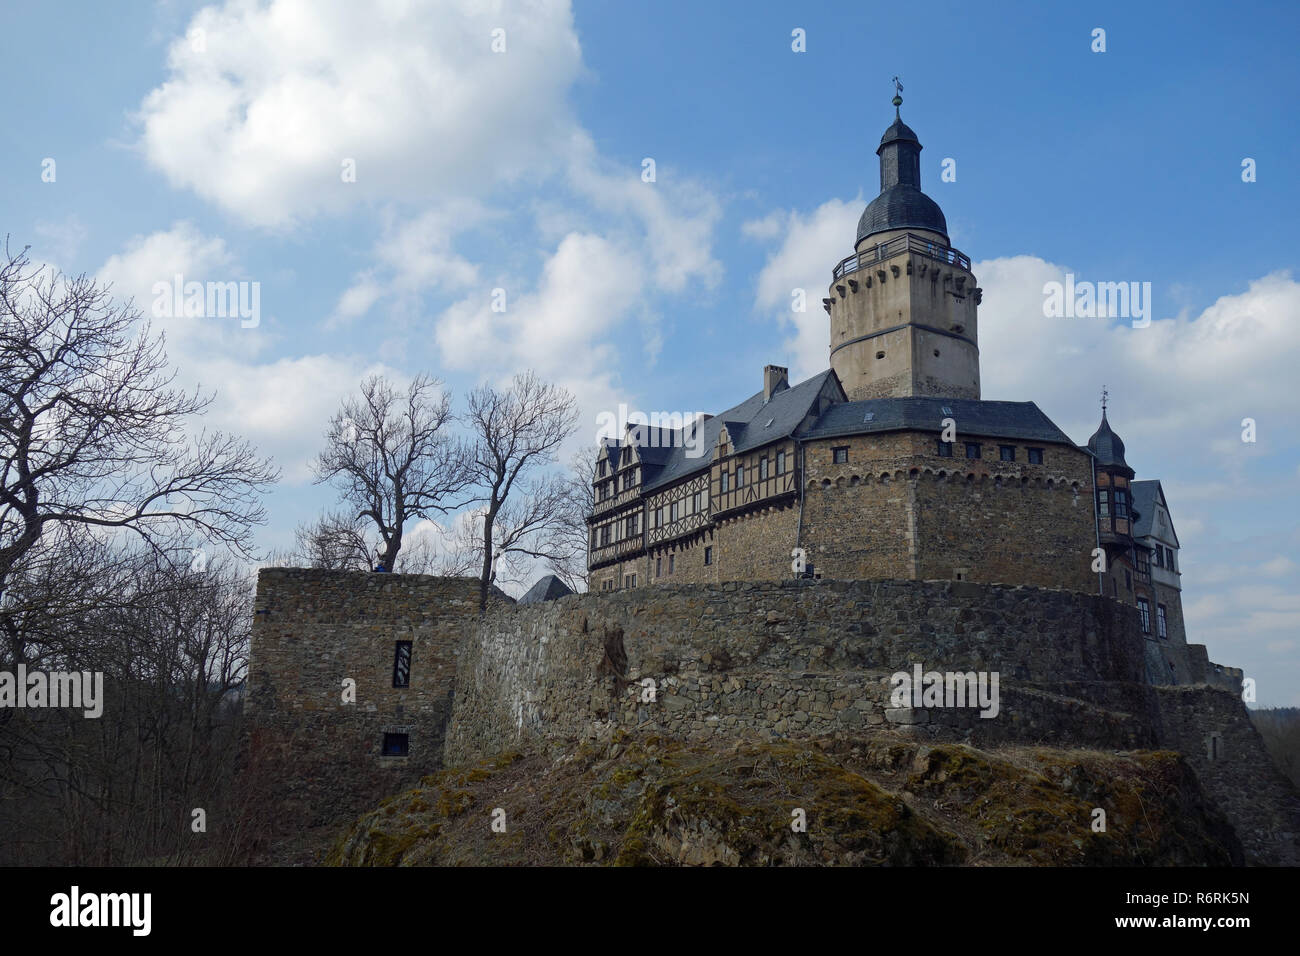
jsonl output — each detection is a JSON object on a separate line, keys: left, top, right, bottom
{"left": 831, "top": 232, "right": 970, "bottom": 281}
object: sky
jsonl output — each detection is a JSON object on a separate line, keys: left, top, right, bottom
{"left": 1, "top": 0, "right": 1297, "bottom": 705}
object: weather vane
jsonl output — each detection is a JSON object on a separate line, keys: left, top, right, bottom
{"left": 1101, "top": 385, "right": 1109, "bottom": 414}
{"left": 891, "top": 76, "right": 903, "bottom": 114}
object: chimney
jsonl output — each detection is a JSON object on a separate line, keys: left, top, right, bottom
{"left": 763, "top": 365, "right": 789, "bottom": 401}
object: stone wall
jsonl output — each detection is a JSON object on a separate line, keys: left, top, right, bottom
{"left": 1152, "top": 685, "right": 1300, "bottom": 865}
{"left": 444, "top": 578, "right": 1297, "bottom": 865}
{"left": 800, "top": 433, "right": 1096, "bottom": 591}
{"left": 445, "top": 578, "right": 1155, "bottom": 767}
{"left": 244, "top": 569, "right": 498, "bottom": 828}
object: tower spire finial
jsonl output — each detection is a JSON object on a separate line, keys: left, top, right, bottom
{"left": 1101, "top": 385, "right": 1109, "bottom": 416}
{"left": 891, "top": 76, "right": 903, "bottom": 117}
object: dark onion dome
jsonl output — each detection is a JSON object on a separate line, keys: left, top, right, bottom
{"left": 856, "top": 186, "right": 949, "bottom": 245}
{"left": 856, "top": 103, "right": 949, "bottom": 245}
{"left": 1087, "top": 411, "right": 1129, "bottom": 468}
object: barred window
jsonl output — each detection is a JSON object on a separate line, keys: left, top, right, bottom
{"left": 392, "top": 641, "right": 412, "bottom": 688}
{"left": 382, "top": 733, "right": 409, "bottom": 757}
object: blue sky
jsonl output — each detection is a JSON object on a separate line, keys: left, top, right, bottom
{"left": 2, "top": 0, "right": 1297, "bottom": 704}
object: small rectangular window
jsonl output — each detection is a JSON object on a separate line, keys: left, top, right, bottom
{"left": 999, "top": 445, "right": 1015, "bottom": 462}
{"left": 833, "top": 446, "right": 849, "bottom": 464}
{"left": 392, "top": 641, "right": 412, "bottom": 688}
{"left": 760, "top": 457, "right": 769, "bottom": 480}
{"left": 1157, "top": 604, "right": 1168, "bottom": 639}
{"left": 1166, "top": 548, "right": 1176, "bottom": 572}
{"left": 737, "top": 464, "right": 745, "bottom": 487}
{"left": 1137, "top": 598, "right": 1151, "bottom": 633}
{"left": 1027, "top": 448, "right": 1043, "bottom": 464}
{"left": 1098, "top": 490, "right": 1109, "bottom": 517}
{"left": 1114, "top": 489, "right": 1129, "bottom": 519}
{"left": 630, "top": 574, "right": 636, "bottom": 587}
{"left": 936, "top": 441, "right": 953, "bottom": 458}
{"left": 720, "top": 471, "right": 729, "bottom": 493}
{"left": 777, "top": 450, "right": 786, "bottom": 475}
{"left": 669, "top": 554, "right": 675, "bottom": 574}
{"left": 382, "top": 733, "right": 409, "bottom": 757}
{"left": 655, "top": 557, "right": 662, "bottom": 577}
{"left": 704, "top": 546, "right": 713, "bottom": 566}
{"left": 964, "top": 442, "right": 981, "bottom": 459}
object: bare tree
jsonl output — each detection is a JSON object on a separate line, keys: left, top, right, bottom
{"left": 464, "top": 372, "right": 579, "bottom": 612}
{"left": 0, "top": 243, "right": 277, "bottom": 646}
{"left": 312, "top": 373, "right": 472, "bottom": 570}
{"left": 547, "top": 445, "right": 596, "bottom": 593}
{"left": 292, "top": 511, "right": 372, "bottom": 571}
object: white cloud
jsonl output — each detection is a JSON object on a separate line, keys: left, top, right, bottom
{"left": 32, "top": 216, "right": 88, "bottom": 265}
{"left": 330, "top": 202, "right": 487, "bottom": 326}
{"left": 98, "top": 223, "right": 388, "bottom": 483}
{"left": 744, "top": 198, "right": 862, "bottom": 380}
{"left": 136, "top": 0, "right": 584, "bottom": 228}
{"left": 97, "top": 221, "right": 253, "bottom": 364}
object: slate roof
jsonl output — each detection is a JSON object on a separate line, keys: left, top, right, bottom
{"left": 1130, "top": 480, "right": 1173, "bottom": 542}
{"left": 857, "top": 185, "right": 949, "bottom": 244}
{"left": 880, "top": 117, "right": 920, "bottom": 147}
{"left": 639, "top": 370, "right": 840, "bottom": 493}
{"left": 518, "top": 574, "right": 573, "bottom": 604}
{"left": 1087, "top": 412, "right": 1130, "bottom": 469}
{"left": 804, "top": 396, "right": 1076, "bottom": 446}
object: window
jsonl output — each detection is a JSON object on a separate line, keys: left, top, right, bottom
{"left": 627, "top": 514, "right": 638, "bottom": 537}
{"left": 600, "top": 525, "right": 611, "bottom": 547}
{"left": 736, "top": 464, "right": 745, "bottom": 487}
{"left": 999, "top": 445, "right": 1016, "bottom": 462}
{"left": 597, "top": 460, "right": 606, "bottom": 477}
{"left": 382, "top": 733, "right": 409, "bottom": 757}
{"left": 1137, "top": 598, "right": 1151, "bottom": 634}
{"left": 777, "top": 450, "right": 787, "bottom": 475}
{"left": 760, "top": 457, "right": 769, "bottom": 480}
{"left": 1114, "top": 489, "right": 1129, "bottom": 519}
{"left": 833, "top": 447, "right": 849, "bottom": 464}
{"left": 656, "top": 506, "right": 664, "bottom": 528}
{"left": 622, "top": 472, "right": 633, "bottom": 491}
{"left": 1136, "top": 551, "right": 1150, "bottom": 577}
{"left": 1027, "top": 448, "right": 1044, "bottom": 464}
{"left": 670, "top": 500, "right": 679, "bottom": 522}
{"left": 1157, "top": 604, "right": 1168, "bottom": 639}
{"left": 964, "top": 442, "right": 982, "bottom": 459}
{"left": 630, "top": 574, "right": 637, "bottom": 587}
{"left": 694, "top": 490, "right": 704, "bottom": 513}
{"left": 1166, "top": 547, "right": 1176, "bottom": 572}
{"left": 590, "top": 528, "right": 598, "bottom": 550}
{"left": 936, "top": 441, "right": 953, "bottom": 458}
{"left": 669, "top": 554, "right": 675, "bottom": 574}
{"left": 656, "top": 557, "right": 662, "bottom": 577}
{"left": 704, "top": 546, "right": 713, "bottom": 566}
{"left": 720, "top": 471, "right": 729, "bottom": 493}
{"left": 1153, "top": 546, "right": 1164, "bottom": 568}
{"left": 1124, "top": 569, "right": 1132, "bottom": 591}
{"left": 392, "top": 641, "right": 412, "bottom": 688}
{"left": 1098, "top": 490, "right": 1109, "bottom": 517}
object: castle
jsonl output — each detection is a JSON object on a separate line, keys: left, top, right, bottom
{"left": 585, "top": 97, "right": 1210, "bottom": 689}
{"left": 242, "top": 99, "right": 1297, "bottom": 865}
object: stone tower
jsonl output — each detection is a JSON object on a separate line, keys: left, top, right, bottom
{"left": 827, "top": 92, "right": 981, "bottom": 401}
{"left": 1088, "top": 406, "right": 1136, "bottom": 563}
